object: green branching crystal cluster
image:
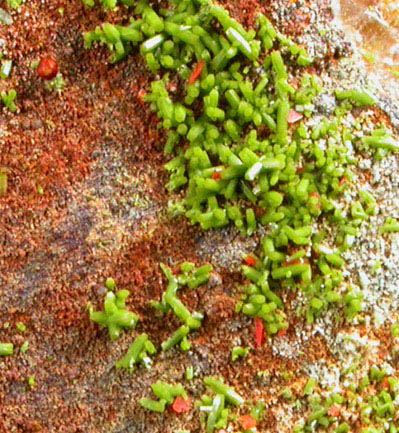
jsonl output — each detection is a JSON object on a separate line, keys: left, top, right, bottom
{"left": 115, "top": 333, "right": 156, "bottom": 371}
{"left": 296, "top": 367, "right": 399, "bottom": 433}
{"left": 199, "top": 377, "right": 244, "bottom": 433}
{"left": 152, "top": 262, "right": 212, "bottom": 351}
{"left": 90, "top": 289, "right": 139, "bottom": 340}
{"left": 240, "top": 252, "right": 289, "bottom": 335}
{"left": 231, "top": 346, "right": 250, "bottom": 361}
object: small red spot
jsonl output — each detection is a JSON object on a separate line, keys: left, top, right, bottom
{"left": 241, "top": 414, "right": 257, "bottom": 430}
{"left": 212, "top": 171, "right": 222, "bottom": 181}
{"left": 327, "top": 404, "right": 341, "bottom": 417}
{"left": 381, "top": 377, "right": 390, "bottom": 389}
{"left": 188, "top": 60, "right": 205, "bottom": 84}
{"left": 339, "top": 176, "right": 347, "bottom": 185}
{"left": 287, "top": 109, "right": 303, "bottom": 124}
{"left": 37, "top": 57, "right": 58, "bottom": 80}
{"left": 171, "top": 396, "right": 191, "bottom": 414}
{"left": 244, "top": 255, "right": 257, "bottom": 267}
{"left": 310, "top": 191, "right": 319, "bottom": 198}
{"left": 296, "top": 166, "right": 306, "bottom": 173}
{"left": 254, "top": 317, "right": 264, "bottom": 348}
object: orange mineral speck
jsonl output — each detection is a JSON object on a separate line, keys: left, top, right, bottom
{"left": 171, "top": 396, "right": 191, "bottom": 414}
{"left": 212, "top": 170, "right": 222, "bottom": 181}
{"left": 241, "top": 414, "right": 257, "bottom": 430}
{"left": 244, "top": 255, "right": 258, "bottom": 266}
